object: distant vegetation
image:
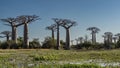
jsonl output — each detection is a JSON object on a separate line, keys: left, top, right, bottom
{"left": 0, "top": 15, "right": 120, "bottom": 50}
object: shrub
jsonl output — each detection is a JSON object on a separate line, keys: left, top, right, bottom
{"left": 29, "top": 38, "right": 41, "bottom": 49}
{"left": 42, "top": 37, "right": 56, "bottom": 49}
{"left": 0, "top": 40, "right": 18, "bottom": 49}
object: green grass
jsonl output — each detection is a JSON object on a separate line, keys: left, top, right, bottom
{"left": 0, "top": 49, "right": 120, "bottom": 68}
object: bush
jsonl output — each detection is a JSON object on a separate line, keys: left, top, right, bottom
{"left": 0, "top": 41, "right": 18, "bottom": 49}
{"left": 42, "top": 37, "right": 56, "bottom": 49}
{"left": 29, "top": 38, "right": 41, "bottom": 49}
{"left": 81, "top": 42, "right": 92, "bottom": 50}
{"left": 116, "top": 40, "right": 120, "bottom": 48}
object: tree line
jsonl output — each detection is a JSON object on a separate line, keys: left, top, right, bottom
{"left": 0, "top": 15, "right": 120, "bottom": 50}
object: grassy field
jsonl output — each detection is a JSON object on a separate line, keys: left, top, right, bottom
{"left": 0, "top": 49, "right": 120, "bottom": 68}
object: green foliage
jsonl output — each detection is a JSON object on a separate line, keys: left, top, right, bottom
{"left": 42, "top": 37, "right": 56, "bottom": 49}
{"left": 17, "top": 37, "right": 24, "bottom": 48}
{"left": 29, "top": 38, "right": 41, "bottom": 48}
{"left": 0, "top": 40, "right": 18, "bottom": 49}
{"left": 60, "top": 40, "right": 66, "bottom": 49}
{"left": 116, "top": 40, "right": 120, "bottom": 48}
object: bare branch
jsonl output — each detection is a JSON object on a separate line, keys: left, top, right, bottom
{"left": 17, "top": 15, "right": 40, "bottom": 24}
{"left": 60, "top": 19, "right": 77, "bottom": 29}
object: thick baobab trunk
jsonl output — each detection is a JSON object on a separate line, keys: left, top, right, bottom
{"left": 12, "top": 26, "right": 17, "bottom": 43}
{"left": 56, "top": 24, "right": 60, "bottom": 50}
{"left": 24, "top": 23, "right": 29, "bottom": 48}
{"left": 103, "top": 37, "right": 106, "bottom": 44}
{"left": 92, "top": 32, "right": 96, "bottom": 44}
{"left": 71, "top": 40, "right": 73, "bottom": 45}
{"left": 80, "top": 39, "right": 83, "bottom": 44}
{"left": 52, "top": 29, "right": 54, "bottom": 39}
{"left": 65, "top": 29, "right": 70, "bottom": 50}
{"left": 107, "top": 35, "right": 112, "bottom": 49}
{"left": 6, "top": 35, "right": 9, "bottom": 41}
{"left": 110, "top": 35, "right": 112, "bottom": 43}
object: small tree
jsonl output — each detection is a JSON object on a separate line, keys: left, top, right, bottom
{"left": 0, "top": 31, "right": 11, "bottom": 41}
{"left": 29, "top": 38, "right": 41, "bottom": 49}
{"left": 46, "top": 24, "right": 56, "bottom": 40}
{"left": 42, "top": 37, "right": 56, "bottom": 49}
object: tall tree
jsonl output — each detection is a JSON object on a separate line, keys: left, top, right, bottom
{"left": 46, "top": 24, "right": 56, "bottom": 39}
{"left": 87, "top": 27, "right": 100, "bottom": 44}
{"left": 17, "top": 15, "right": 40, "bottom": 48}
{"left": 52, "top": 18, "right": 62, "bottom": 50}
{"left": 0, "top": 31, "right": 11, "bottom": 41}
{"left": 61, "top": 19, "right": 77, "bottom": 50}
{"left": 0, "top": 18, "right": 23, "bottom": 43}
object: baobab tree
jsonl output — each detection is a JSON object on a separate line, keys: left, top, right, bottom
{"left": 61, "top": 19, "right": 77, "bottom": 50}
{"left": 0, "top": 18, "right": 23, "bottom": 43}
{"left": 104, "top": 32, "right": 113, "bottom": 49}
{"left": 17, "top": 15, "right": 40, "bottom": 48}
{"left": 84, "top": 35, "right": 88, "bottom": 42}
{"left": 75, "top": 38, "right": 79, "bottom": 45}
{"left": 78, "top": 37, "right": 84, "bottom": 44}
{"left": 104, "top": 32, "right": 113, "bottom": 43}
{"left": 52, "top": 18, "right": 62, "bottom": 50}
{"left": 0, "top": 31, "right": 11, "bottom": 41}
{"left": 87, "top": 27, "right": 100, "bottom": 44}
{"left": 102, "top": 35, "right": 107, "bottom": 43}
{"left": 112, "top": 37, "right": 117, "bottom": 43}
{"left": 115, "top": 33, "right": 120, "bottom": 41}
{"left": 46, "top": 24, "right": 56, "bottom": 39}
{"left": 71, "top": 40, "right": 74, "bottom": 45}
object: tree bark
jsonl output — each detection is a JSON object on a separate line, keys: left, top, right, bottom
{"left": 24, "top": 23, "right": 29, "bottom": 48}
{"left": 80, "top": 39, "right": 83, "bottom": 44}
{"left": 56, "top": 24, "right": 60, "bottom": 50}
{"left": 6, "top": 35, "right": 9, "bottom": 41}
{"left": 65, "top": 29, "right": 70, "bottom": 50}
{"left": 12, "top": 26, "right": 17, "bottom": 43}
{"left": 92, "top": 32, "right": 96, "bottom": 44}
{"left": 52, "top": 29, "right": 54, "bottom": 40}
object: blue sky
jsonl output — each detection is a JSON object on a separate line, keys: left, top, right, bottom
{"left": 0, "top": 0, "right": 120, "bottom": 43}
